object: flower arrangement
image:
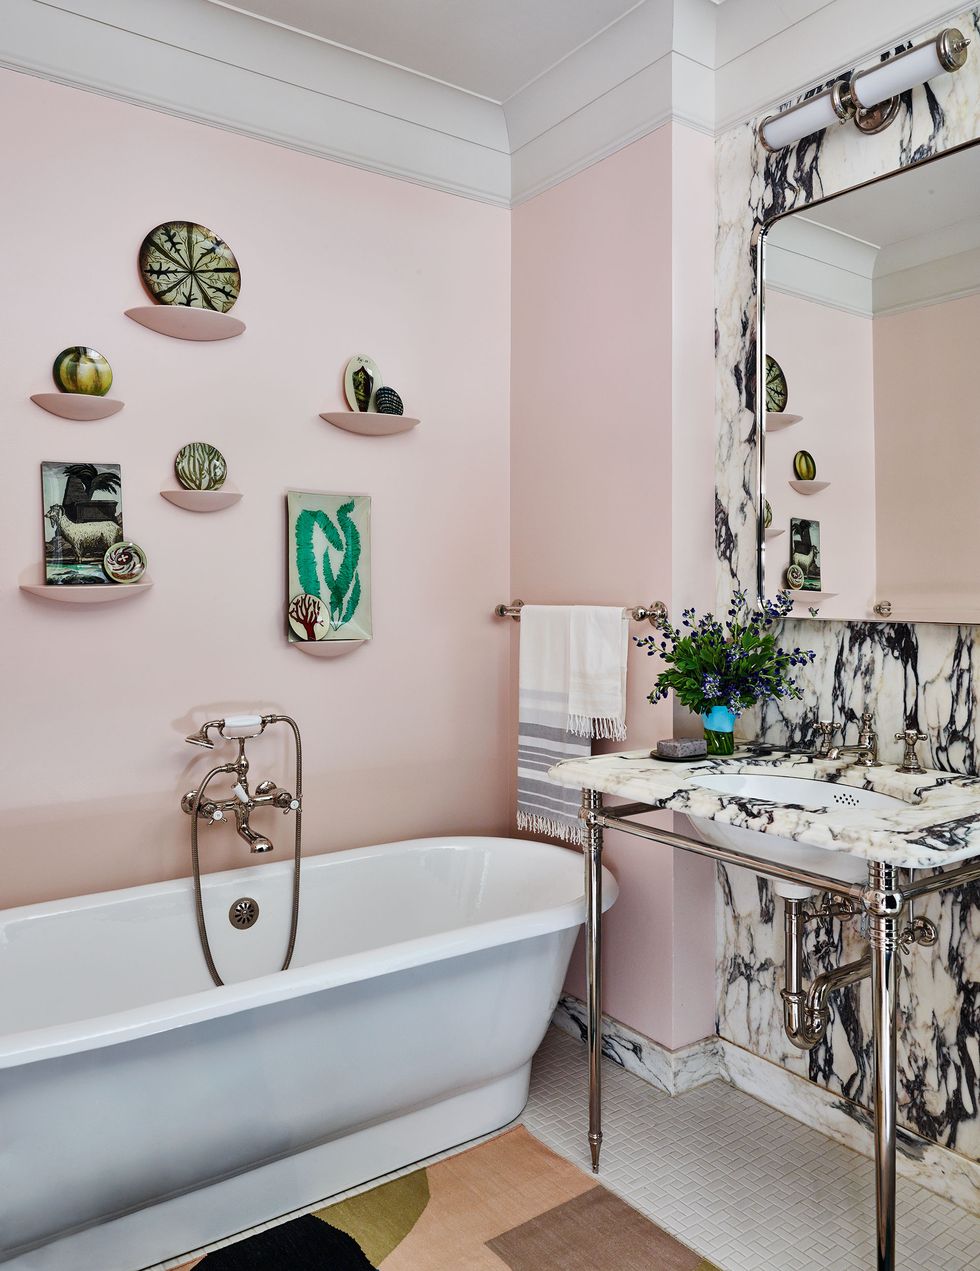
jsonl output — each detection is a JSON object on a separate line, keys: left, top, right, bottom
{"left": 635, "top": 591, "right": 816, "bottom": 754}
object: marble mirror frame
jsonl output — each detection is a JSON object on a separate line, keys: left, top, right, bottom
{"left": 755, "top": 132, "right": 980, "bottom": 626}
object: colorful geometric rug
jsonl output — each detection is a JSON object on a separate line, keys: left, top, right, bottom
{"left": 175, "top": 1127, "right": 719, "bottom": 1269}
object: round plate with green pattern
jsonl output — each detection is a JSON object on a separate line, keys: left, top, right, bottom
{"left": 765, "top": 354, "right": 788, "bottom": 412}
{"left": 53, "top": 346, "right": 113, "bottom": 396}
{"left": 175, "top": 442, "right": 228, "bottom": 491}
{"left": 139, "top": 222, "right": 241, "bottom": 311}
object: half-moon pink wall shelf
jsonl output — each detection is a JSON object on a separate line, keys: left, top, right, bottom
{"left": 789, "top": 480, "right": 830, "bottom": 495}
{"left": 292, "top": 639, "right": 366, "bottom": 657}
{"left": 160, "top": 481, "right": 242, "bottom": 512}
{"left": 125, "top": 307, "right": 245, "bottom": 341}
{"left": 320, "top": 411, "right": 419, "bottom": 437}
{"left": 19, "top": 571, "right": 153, "bottom": 603}
{"left": 765, "top": 412, "right": 802, "bottom": 430}
{"left": 31, "top": 393, "right": 125, "bottom": 421}
{"left": 789, "top": 590, "right": 837, "bottom": 605}
{"left": 764, "top": 527, "right": 785, "bottom": 539}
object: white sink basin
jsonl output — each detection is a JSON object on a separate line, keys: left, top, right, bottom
{"left": 684, "top": 773, "right": 908, "bottom": 896}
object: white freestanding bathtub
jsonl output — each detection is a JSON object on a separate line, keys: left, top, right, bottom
{"left": 0, "top": 836, "right": 616, "bottom": 1270}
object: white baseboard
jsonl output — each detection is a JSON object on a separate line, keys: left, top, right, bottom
{"left": 552, "top": 995, "right": 980, "bottom": 1214}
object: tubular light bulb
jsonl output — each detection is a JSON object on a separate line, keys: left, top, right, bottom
{"left": 851, "top": 29, "right": 969, "bottom": 110}
{"left": 759, "top": 87, "right": 844, "bottom": 152}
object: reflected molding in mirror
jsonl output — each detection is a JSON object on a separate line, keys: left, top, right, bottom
{"left": 757, "top": 135, "right": 980, "bottom": 625}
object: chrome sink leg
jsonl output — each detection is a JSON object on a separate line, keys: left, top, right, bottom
{"left": 865, "top": 861, "right": 904, "bottom": 1271}
{"left": 583, "top": 788, "right": 604, "bottom": 1173}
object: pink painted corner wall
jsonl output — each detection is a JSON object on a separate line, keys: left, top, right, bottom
{"left": 511, "top": 125, "right": 717, "bottom": 1049}
{"left": 873, "top": 293, "right": 980, "bottom": 614}
{"left": 2, "top": 70, "right": 511, "bottom": 907}
{"left": 764, "top": 291, "right": 876, "bottom": 617}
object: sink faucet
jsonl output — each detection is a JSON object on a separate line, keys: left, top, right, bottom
{"left": 181, "top": 718, "right": 300, "bottom": 852}
{"left": 824, "top": 711, "right": 881, "bottom": 768}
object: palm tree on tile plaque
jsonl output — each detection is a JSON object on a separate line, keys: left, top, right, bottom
{"left": 61, "top": 464, "right": 121, "bottom": 523}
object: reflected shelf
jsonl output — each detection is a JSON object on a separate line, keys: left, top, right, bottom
{"left": 292, "top": 639, "right": 366, "bottom": 657}
{"left": 789, "top": 590, "right": 838, "bottom": 606}
{"left": 765, "top": 527, "right": 785, "bottom": 540}
{"left": 125, "top": 307, "right": 245, "bottom": 341}
{"left": 320, "top": 411, "right": 419, "bottom": 437}
{"left": 766, "top": 412, "right": 803, "bottom": 430}
{"left": 31, "top": 393, "right": 125, "bottom": 421}
{"left": 789, "top": 480, "right": 830, "bottom": 495}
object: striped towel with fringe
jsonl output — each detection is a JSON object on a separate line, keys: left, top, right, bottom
{"left": 517, "top": 605, "right": 628, "bottom": 845}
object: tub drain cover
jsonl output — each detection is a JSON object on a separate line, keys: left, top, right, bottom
{"left": 229, "top": 896, "right": 260, "bottom": 929}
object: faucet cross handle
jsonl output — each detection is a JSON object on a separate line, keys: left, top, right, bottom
{"left": 895, "top": 726, "right": 929, "bottom": 775}
{"left": 814, "top": 720, "right": 837, "bottom": 756}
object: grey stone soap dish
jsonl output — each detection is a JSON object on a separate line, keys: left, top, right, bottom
{"left": 655, "top": 737, "right": 708, "bottom": 761}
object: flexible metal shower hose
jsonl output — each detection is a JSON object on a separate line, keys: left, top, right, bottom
{"left": 189, "top": 714, "right": 304, "bottom": 988}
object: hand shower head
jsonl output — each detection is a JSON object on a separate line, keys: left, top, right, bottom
{"left": 185, "top": 722, "right": 219, "bottom": 749}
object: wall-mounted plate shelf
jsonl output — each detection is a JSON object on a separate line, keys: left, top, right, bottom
{"left": 765, "top": 527, "right": 785, "bottom": 540}
{"left": 789, "top": 480, "right": 830, "bottom": 495}
{"left": 20, "top": 570, "right": 153, "bottom": 603}
{"left": 31, "top": 393, "right": 124, "bottom": 421}
{"left": 766, "top": 412, "right": 803, "bottom": 430}
{"left": 292, "top": 639, "right": 366, "bottom": 657}
{"left": 320, "top": 411, "right": 419, "bottom": 437}
{"left": 789, "top": 590, "right": 837, "bottom": 605}
{"left": 125, "top": 307, "right": 245, "bottom": 341}
{"left": 160, "top": 482, "right": 242, "bottom": 512}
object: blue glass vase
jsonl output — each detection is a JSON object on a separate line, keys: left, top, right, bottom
{"left": 701, "top": 705, "right": 737, "bottom": 756}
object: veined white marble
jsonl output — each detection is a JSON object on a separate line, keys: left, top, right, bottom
{"left": 550, "top": 751, "right": 980, "bottom": 870}
{"left": 712, "top": 7, "right": 980, "bottom": 1167}
{"left": 552, "top": 995, "right": 722, "bottom": 1096}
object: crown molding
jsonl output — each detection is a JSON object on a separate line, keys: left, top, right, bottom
{"left": 3, "top": 0, "right": 512, "bottom": 204}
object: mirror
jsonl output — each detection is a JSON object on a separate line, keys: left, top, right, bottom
{"left": 758, "top": 139, "right": 980, "bottom": 624}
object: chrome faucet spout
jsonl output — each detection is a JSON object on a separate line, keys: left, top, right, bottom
{"left": 237, "top": 822, "right": 274, "bottom": 853}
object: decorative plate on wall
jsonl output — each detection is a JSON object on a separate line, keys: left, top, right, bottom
{"left": 793, "top": 449, "right": 817, "bottom": 481}
{"left": 103, "top": 540, "right": 147, "bottom": 584}
{"left": 139, "top": 222, "right": 241, "bottom": 312}
{"left": 763, "top": 498, "right": 773, "bottom": 529}
{"left": 374, "top": 386, "right": 404, "bottom": 415}
{"left": 175, "top": 442, "right": 228, "bottom": 491}
{"left": 765, "top": 354, "right": 788, "bottom": 413}
{"left": 287, "top": 592, "right": 329, "bottom": 641}
{"left": 52, "top": 346, "right": 113, "bottom": 396}
{"left": 344, "top": 355, "right": 382, "bottom": 412}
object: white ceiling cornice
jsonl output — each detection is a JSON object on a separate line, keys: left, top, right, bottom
{"left": 3, "top": 0, "right": 974, "bottom": 207}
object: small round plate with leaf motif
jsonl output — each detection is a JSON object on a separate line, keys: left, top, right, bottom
{"left": 139, "top": 222, "right": 241, "bottom": 312}
{"left": 175, "top": 442, "right": 228, "bottom": 491}
{"left": 765, "top": 354, "right": 788, "bottom": 413}
{"left": 103, "top": 541, "right": 147, "bottom": 584}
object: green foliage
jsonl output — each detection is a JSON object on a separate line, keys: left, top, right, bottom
{"left": 635, "top": 591, "right": 815, "bottom": 717}
{"left": 294, "top": 503, "right": 362, "bottom": 631}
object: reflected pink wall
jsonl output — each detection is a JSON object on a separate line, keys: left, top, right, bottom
{"left": 3, "top": 70, "right": 512, "bottom": 906}
{"left": 511, "top": 126, "right": 717, "bottom": 1048}
{"left": 874, "top": 293, "right": 980, "bottom": 611}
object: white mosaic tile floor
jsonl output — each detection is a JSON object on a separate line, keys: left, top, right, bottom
{"left": 155, "top": 1026, "right": 980, "bottom": 1271}
{"left": 528, "top": 1028, "right": 980, "bottom": 1271}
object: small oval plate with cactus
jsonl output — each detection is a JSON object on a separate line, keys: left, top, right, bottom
{"left": 175, "top": 442, "right": 227, "bottom": 491}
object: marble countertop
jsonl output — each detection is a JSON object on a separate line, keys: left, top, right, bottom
{"left": 549, "top": 750, "right": 980, "bottom": 870}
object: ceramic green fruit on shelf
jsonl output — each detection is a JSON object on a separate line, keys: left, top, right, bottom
{"left": 793, "top": 450, "right": 817, "bottom": 481}
{"left": 175, "top": 442, "right": 228, "bottom": 491}
{"left": 52, "top": 346, "right": 113, "bottom": 396}
{"left": 765, "top": 354, "right": 788, "bottom": 412}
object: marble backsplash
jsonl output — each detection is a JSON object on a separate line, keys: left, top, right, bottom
{"left": 714, "top": 8, "right": 980, "bottom": 1165}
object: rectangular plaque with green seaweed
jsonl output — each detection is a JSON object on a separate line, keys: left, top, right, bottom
{"left": 286, "top": 491, "right": 372, "bottom": 642}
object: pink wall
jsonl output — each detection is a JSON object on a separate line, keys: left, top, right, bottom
{"left": 874, "top": 293, "right": 980, "bottom": 616}
{"left": 3, "top": 70, "right": 512, "bottom": 906}
{"left": 511, "top": 125, "right": 717, "bottom": 1049}
{"left": 764, "top": 291, "right": 876, "bottom": 617}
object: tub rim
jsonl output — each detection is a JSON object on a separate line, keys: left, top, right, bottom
{"left": 0, "top": 835, "right": 617, "bottom": 1070}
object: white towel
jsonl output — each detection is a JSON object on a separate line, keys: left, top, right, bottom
{"left": 517, "top": 605, "right": 629, "bottom": 845}
{"left": 568, "top": 606, "right": 629, "bottom": 741}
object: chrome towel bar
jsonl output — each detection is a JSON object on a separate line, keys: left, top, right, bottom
{"left": 493, "top": 599, "right": 668, "bottom": 626}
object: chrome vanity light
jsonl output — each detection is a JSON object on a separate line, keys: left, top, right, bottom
{"left": 759, "top": 28, "right": 970, "bottom": 151}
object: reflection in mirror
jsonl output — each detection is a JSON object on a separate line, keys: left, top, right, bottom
{"left": 759, "top": 139, "right": 980, "bottom": 624}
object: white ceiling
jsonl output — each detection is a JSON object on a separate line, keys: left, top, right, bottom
{"left": 208, "top": 0, "right": 646, "bottom": 102}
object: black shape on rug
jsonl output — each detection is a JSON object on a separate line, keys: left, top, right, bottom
{"left": 198, "top": 1215, "right": 377, "bottom": 1269}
